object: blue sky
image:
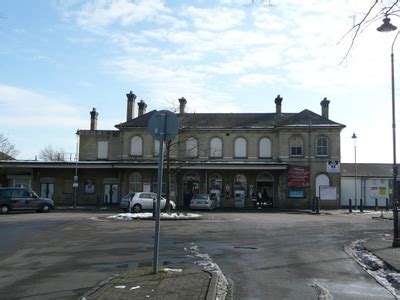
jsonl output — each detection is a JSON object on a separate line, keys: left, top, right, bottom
{"left": 0, "top": 0, "right": 397, "bottom": 163}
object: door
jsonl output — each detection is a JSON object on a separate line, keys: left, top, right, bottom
{"left": 104, "top": 184, "right": 118, "bottom": 204}
{"left": 10, "top": 189, "right": 27, "bottom": 210}
{"left": 40, "top": 183, "right": 55, "bottom": 199}
{"left": 183, "top": 180, "right": 200, "bottom": 208}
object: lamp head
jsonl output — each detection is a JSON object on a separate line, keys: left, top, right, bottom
{"left": 351, "top": 132, "right": 357, "bottom": 139}
{"left": 377, "top": 17, "right": 397, "bottom": 32}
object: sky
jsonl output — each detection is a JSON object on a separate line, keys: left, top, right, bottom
{"left": 0, "top": 0, "right": 398, "bottom": 163}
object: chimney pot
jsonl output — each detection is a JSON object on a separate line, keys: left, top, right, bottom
{"left": 179, "top": 97, "right": 187, "bottom": 114}
{"left": 320, "top": 97, "right": 330, "bottom": 119}
{"left": 90, "top": 107, "right": 98, "bottom": 130}
{"left": 138, "top": 100, "right": 147, "bottom": 116}
{"left": 126, "top": 91, "right": 137, "bottom": 121}
{"left": 275, "top": 95, "right": 283, "bottom": 114}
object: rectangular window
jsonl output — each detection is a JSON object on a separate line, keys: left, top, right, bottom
{"left": 291, "top": 146, "right": 302, "bottom": 156}
{"left": 97, "top": 141, "right": 109, "bottom": 159}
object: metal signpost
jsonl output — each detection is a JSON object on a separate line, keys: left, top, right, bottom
{"left": 148, "top": 110, "right": 179, "bottom": 274}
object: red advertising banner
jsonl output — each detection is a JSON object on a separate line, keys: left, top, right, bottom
{"left": 288, "top": 167, "right": 310, "bottom": 187}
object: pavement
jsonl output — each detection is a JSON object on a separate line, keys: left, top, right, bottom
{"left": 81, "top": 266, "right": 218, "bottom": 300}
{"left": 364, "top": 236, "right": 400, "bottom": 272}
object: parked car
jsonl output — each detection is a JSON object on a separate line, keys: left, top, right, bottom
{"left": 120, "top": 192, "right": 176, "bottom": 213}
{"left": 0, "top": 187, "right": 55, "bottom": 214}
{"left": 119, "top": 192, "right": 135, "bottom": 212}
{"left": 190, "top": 194, "right": 216, "bottom": 211}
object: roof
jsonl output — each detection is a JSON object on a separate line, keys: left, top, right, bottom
{"left": 0, "top": 152, "right": 16, "bottom": 160}
{"left": 115, "top": 109, "right": 345, "bottom": 130}
{"left": 0, "top": 159, "right": 287, "bottom": 170}
{"left": 341, "top": 163, "right": 394, "bottom": 177}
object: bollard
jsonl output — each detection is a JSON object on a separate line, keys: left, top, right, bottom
{"left": 375, "top": 198, "right": 378, "bottom": 211}
{"left": 312, "top": 197, "right": 315, "bottom": 212}
{"left": 386, "top": 198, "right": 389, "bottom": 211}
{"left": 316, "top": 197, "right": 320, "bottom": 214}
{"left": 360, "top": 198, "right": 364, "bottom": 213}
{"left": 349, "top": 198, "right": 352, "bottom": 213}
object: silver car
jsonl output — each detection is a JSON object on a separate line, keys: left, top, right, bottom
{"left": 189, "top": 194, "right": 216, "bottom": 211}
{"left": 121, "top": 192, "right": 176, "bottom": 213}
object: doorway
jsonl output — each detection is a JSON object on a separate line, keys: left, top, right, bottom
{"left": 40, "top": 183, "right": 55, "bottom": 199}
{"left": 256, "top": 172, "right": 274, "bottom": 207}
{"left": 104, "top": 184, "right": 118, "bottom": 204}
{"left": 183, "top": 172, "right": 200, "bottom": 208}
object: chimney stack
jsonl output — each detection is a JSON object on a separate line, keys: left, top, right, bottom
{"left": 179, "top": 97, "right": 187, "bottom": 114}
{"left": 138, "top": 100, "right": 147, "bottom": 117}
{"left": 320, "top": 97, "right": 330, "bottom": 119}
{"left": 126, "top": 91, "right": 136, "bottom": 121}
{"left": 90, "top": 107, "right": 98, "bottom": 130}
{"left": 275, "top": 95, "right": 283, "bottom": 114}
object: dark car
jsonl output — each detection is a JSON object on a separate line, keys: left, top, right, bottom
{"left": 0, "top": 187, "right": 55, "bottom": 214}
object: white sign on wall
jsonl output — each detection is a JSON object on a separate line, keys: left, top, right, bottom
{"left": 319, "top": 185, "right": 337, "bottom": 200}
{"left": 327, "top": 161, "right": 340, "bottom": 173}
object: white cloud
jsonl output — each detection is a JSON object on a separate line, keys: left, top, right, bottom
{"left": 183, "top": 6, "right": 246, "bottom": 31}
{"left": 74, "top": 0, "right": 171, "bottom": 31}
{"left": 0, "top": 84, "right": 85, "bottom": 128}
{"left": 238, "top": 73, "right": 277, "bottom": 85}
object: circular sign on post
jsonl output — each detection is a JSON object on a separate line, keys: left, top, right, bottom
{"left": 148, "top": 110, "right": 179, "bottom": 141}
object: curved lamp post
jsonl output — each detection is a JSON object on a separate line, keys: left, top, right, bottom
{"left": 377, "top": 16, "right": 400, "bottom": 247}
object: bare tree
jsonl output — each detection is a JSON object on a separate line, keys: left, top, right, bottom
{"left": 340, "top": 1, "right": 400, "bottom": 63}
{"left": 39, "top": 145, "right": 66, "bottom": 162}
{"left": 0, "top": 134, "right": 19, "bottom": 159}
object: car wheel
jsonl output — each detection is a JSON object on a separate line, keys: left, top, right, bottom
{"left": 1, "top": 205, "right": 9, "bottom": 214}
{"left": 132, "top": 204, "right": 142, "bottom": 213}
{"left": 41, "top": 204, "right": 50, "bottom": 213}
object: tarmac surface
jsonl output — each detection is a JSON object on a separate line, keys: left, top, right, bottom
{"left": 76, "top": 209, "right": 400, "bottom": 300}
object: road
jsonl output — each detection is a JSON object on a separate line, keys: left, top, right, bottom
{"left": 0, "top": 210, "right": 395, "bottom": 299}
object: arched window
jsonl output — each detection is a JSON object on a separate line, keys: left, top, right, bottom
{"left": 234, "top": 137, "right": 247, "bottom": 158}
{"left": 210, "top": 137, "right": 222, "bottom": 158}
{"left": 129, "top": 172, "right": 142, "bottom": 192}
{"left": 290, "top": 137, "right": 303, "bottom": 156}
{"left": 316, "top": 137, "right": 328, "bottom": 156}
{"left": 234, "top": 174, "right": 247, "bottom": 190}
{"left": 259, "top": 137, "right": 272, "bottom": 158}
{"left": 209, "top": 173, "right": 223, "bottom": 191}
{"left": 131, "top": 136, "right": 143, "bottom": 156}
{"left": 316, "top": 174, "right": 330, "bottom": 197}
{"left": 154, "top": 140, "right": 166, "bottom": 156}
{"left": 186, "top": 137, "right": 198, "bottom": 157}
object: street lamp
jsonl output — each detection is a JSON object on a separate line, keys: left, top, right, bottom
{"left": 351, "top": 132, "right": 358, "bottom": 210}
{"left": 377, "top": 16, "right": 400, "bottom": 247}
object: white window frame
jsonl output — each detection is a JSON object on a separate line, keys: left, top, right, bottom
{"left": 131, "top": 136, "right": 143, "bottom": 156}
{"left": 234, "top": 137, "right": 247, "bottom": 158}
{"left": 97, "top": 141, "right": 108, "bottom": 159}
{"left": 259, "top": 137, "right": 272, "bottom": 158}
{"left": 186, "top": 137, "right": 198, "bottom": 157}
{"left": 316, "top": 137, "right": 328, "bottom": 156}
{"left": 290, "top": 137, "right": 303, "bottom": 157}
{"left": 210, "top": 137, "right": 222, "bottom": 158}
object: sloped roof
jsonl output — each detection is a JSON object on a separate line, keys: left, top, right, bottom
{"left": 0, "top": 152, "right": 16, "bottom": 160}
{"left": 115, "top": 109, "right": 345, "bottom": 130}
